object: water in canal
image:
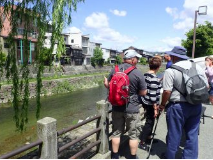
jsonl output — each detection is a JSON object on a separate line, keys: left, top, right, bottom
{"left": 0, "top": 86, "right": 108, "bottom": 155}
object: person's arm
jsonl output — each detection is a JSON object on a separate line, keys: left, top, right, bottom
{"left": 153, "top": 103, "right": 158, "bottom": 118}
{"left": 159, "top": 69, "right": 174, "bottom": 110}
{"left": 104, "top": 76, "right": 109, "bottom": 88}
{"left": 206, "top": 66, "right": 213, "bottom": 76}
{"left": 104, "top": 68, "right": 114, "bottom": 89}
{"left": 159, "top": 90, "right": 171, "bottom": 110}
{"left": 139, "top": 89, "right": 147, "bottom": 96}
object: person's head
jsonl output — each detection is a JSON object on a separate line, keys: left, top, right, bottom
{"left": 205, "top": 56, "right": 213, "bottom": 66}
{"left": 123, "top": 49, "right": 142, "bottom": 66}
{"left": 165, "top": 46, "right": 189, "bottom": 63}
{"left": 164, "top": 54, "right": 171, "bottom": 61}
{"left": 149, "top": 57, "right": 162, "bottom": 71}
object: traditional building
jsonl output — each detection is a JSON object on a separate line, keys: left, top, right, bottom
{"left": 0, "top": 6, "right": 38, "bottom": 64}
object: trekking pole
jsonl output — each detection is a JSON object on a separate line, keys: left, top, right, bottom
{"left": 146, "top": 110, "right": 162, "bottom": 159}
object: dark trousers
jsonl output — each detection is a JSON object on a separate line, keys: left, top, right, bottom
{"left": 166, "top": 102, "right": 201, "bottom": 159}
{"left": 140, "top": 104, "right": 155, "bottom": 142}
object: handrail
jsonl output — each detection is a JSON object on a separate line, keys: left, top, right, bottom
{"left": 57, "top": 114, "right": 101, "bottom": 136}
{"left": 69, "top": 140, "right": 101, "bottom": 159}
{"left": 58, "top": 127, "right": 101, "bottom": 152}
{"left": 0, "top": 139, "right": 43, "bottom": 159}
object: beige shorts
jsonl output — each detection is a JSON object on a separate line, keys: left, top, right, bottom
{"left": 111, "top": 111, "right": 140, "bottom": 140}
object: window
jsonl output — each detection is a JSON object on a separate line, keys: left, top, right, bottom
{"left": 75, "top": 58, "right": 83, "bottom": 65}
{"left": 31, "top": 31, "right": 37, "bottom": 38}
{"left": 17, "top": 28, "right": 24, "bottom": 35}
{"left": 31, "top": 43, "right": 35, "bottom": 51}
{"left": 3, "top": 38, "right": 9, "bottom": 48}
{"left": 71, "top": 39, "right": 74, "bottom": 43}
{"left": 17, "top": 40, "right": 23, "bottom": 50}
{"left": 86, "top": 58, "right": 91, "bottom": 65}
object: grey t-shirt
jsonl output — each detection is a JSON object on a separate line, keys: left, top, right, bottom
{"left": 163, "top": 60, "right": 208, "bottom": 102}
{"left": 108, "top": 63, "right": 147, "bottom": 113}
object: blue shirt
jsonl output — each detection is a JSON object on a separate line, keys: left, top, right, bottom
{"left": 166, "top": 60, "right": 173, "bottom": 69}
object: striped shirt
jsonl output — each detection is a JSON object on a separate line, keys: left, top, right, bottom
{"left": 141, "top": 73, "right": 162, "bottom": 105}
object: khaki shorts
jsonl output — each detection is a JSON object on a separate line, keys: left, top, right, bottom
{"left": 111, "top": 111, "right": 140, "bottom": 140}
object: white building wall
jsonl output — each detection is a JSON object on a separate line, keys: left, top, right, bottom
{"left": 102, "top": 48, "right": 110, "bottom": 62}
{"left": 44, "top": 32, "right": 57, "bottom": 55}
{"left": 67, "top": 33, "right": 82, "bottom": 47}
{"left": 89, "top": 42, "right": 96, "bottom": 57}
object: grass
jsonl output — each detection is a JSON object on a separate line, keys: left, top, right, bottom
{"left": 0, "top": 72, "right": 109, "bottom": 86}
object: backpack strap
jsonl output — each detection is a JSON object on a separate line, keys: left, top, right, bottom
{"left": 170, "top": 64, "right": 186, "bottom": 96}
{"left": 170, "top": 64, "right": 185, "bottom": 73}
{"left": 115, "top": 65, "right": 119, "bottom": 72}
{"left": 124, "top": 66, "right": 136, "bottom": 74}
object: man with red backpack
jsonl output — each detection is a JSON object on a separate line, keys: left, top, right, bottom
{"left": 104, "top": 49, "right": 147, "bottom": 159}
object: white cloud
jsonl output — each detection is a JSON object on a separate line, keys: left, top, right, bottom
{"left": 166, "top": 0, "right": 213, "bottom": 31}
{"left": 161, "top": 37, "right": 182, "bottom": 48}
{"left": 63, "top": 26, "right": 81, "bottom": 33}
{"left": 84, "top": 12, "right": 135, "bottom": 48}
{"left": 110, "top": 9, "right": 127, "bottom": 17}
{"left": 93, "top": 28, "right": 135, "bottom": 44}
{"left": 173, "top": 18, "right": 194, "bottom": 31}
{"left": 84, "top": 12, "right": 109, "bottom": 29}
{"left": 166, "top": 7, "right": 179, "bottom": 20}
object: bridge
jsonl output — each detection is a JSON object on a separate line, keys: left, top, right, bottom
{"left": 0, "top": 99, "right": 212, "bottom": 159}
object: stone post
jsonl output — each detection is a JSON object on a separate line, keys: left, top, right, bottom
{"left": 37, "top": 117, "right": 57, "bottom": 159}
{"left": 96, "top": 100, "right": 110, "bottom": 155}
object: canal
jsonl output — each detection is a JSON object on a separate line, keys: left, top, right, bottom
{"left": 0, "top": 86, "right": 107, "bottom": 156}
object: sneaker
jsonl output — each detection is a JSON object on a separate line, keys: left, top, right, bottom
{"left": 138, "top": 142, "right": 148, "bottom": 151}
{"left": 111, "top": 152, "right": 119, "bottom": 159}
{"left": 129, "top": 154, "right": 139, "bottom": 159}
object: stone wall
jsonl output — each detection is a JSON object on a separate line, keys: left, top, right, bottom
{"left": 0, "top": 74, "right": 106, "bottom": 104}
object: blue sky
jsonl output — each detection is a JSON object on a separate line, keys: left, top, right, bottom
{"left": 63, "top": 0, "right": 213, "bottom": 52}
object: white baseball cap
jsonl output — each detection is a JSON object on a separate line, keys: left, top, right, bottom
{"left": 123, "top": 49, "right": 142, "bottom": 59}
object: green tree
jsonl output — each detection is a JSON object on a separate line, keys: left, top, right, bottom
{"left": 0, "top": 0, "right": 84, "bottom": 131}
{"left": 139, "top": 57, "right": 148, "bottom": 65}
{"left": 41, "top": 47, "right": 53, "bottom": 66}
{"left": 93, "top": 47, "right": 104, "bottom": 66}
{"left": 91, "top": 57, "right": 96, "bottom": 67}
{"left": 182, "top": 21, "right": 213, "bottom": 58}
{"left": 115, "top": 55, "right": 122, "bottom": 64}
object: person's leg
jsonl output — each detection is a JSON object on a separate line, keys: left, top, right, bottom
{"left": 166, "top": 103, "right": 184, "bottom": 159}
{"left": 209, "top": 95, "right": 213, "bottom": 118}
{"left": 182, "top": 104, "right": 201, "bottom": 159}
{"left": 209, "top": 83, "right": 213, "bottom": 118}
{"left": 140, "top": 106, "right": 155, "bottom": 142}
{"left": 126, "top": 113, "right": 140, "bottom": 158}
{"left": 111, "top": 111, "right": 125, "bottom": 159}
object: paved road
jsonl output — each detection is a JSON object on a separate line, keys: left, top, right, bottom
{"left": 118, "top": 103, "right": 213, "bottom": 159}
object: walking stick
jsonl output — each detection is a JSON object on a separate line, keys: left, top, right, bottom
{"left": 146, "top": 110, "right": 162, "bottom": 159}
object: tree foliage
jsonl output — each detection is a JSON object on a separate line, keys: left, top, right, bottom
{"left": 115, "top": 55, "right": 122, "bottom": 64}
{"left": 0, "top": 0, "right": 84, "bottom": 131}
{"left": 182, "top": 21, "right": 213, "bottom": 58}
{"left": 139, "top": 57, "right": 148, "bottom": 65}
{"left": 93, "top": 47, "right": 104, "bottom": 66}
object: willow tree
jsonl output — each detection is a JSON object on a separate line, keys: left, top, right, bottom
{"left": 0, "top": 0, "right": 84, "bottom": 131}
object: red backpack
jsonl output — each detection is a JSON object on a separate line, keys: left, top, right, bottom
{"left": 108, "top": 65, "right": 136, "bottom": 106}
